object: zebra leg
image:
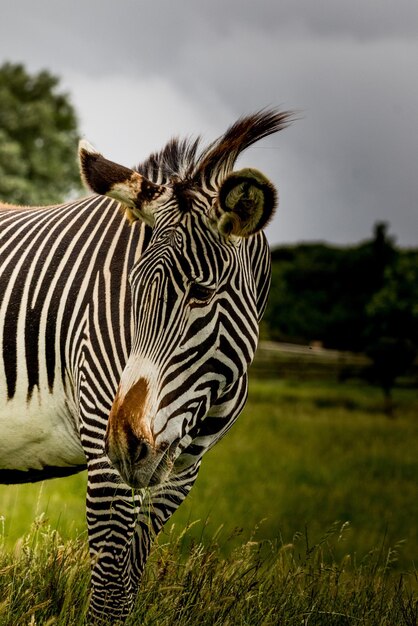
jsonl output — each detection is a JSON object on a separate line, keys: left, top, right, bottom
{"left": 86, "top": 459, "right": 200, "bottom": 623}
{"left": 86, "top": 458, "right": 140, "bottom": 622}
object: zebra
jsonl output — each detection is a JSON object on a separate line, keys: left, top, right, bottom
{"left": 0, "top": 110, "right": 292, "bottom": 622}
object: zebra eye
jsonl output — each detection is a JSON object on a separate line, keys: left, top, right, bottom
{"left": 188, "top": 283, "right": 215, "bottom": 305}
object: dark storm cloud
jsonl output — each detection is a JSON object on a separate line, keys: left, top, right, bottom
{"left": 1, "top": 0, "right": 417, "bottom": 246}
{"left": 4, "top": 1, "right": 418, "bottom": 74}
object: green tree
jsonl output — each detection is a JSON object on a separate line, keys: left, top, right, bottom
{"left": 365, "top": 253, "right": 418, "bottom": 415}
{"left": 0, "top": 62, "right": 81, "bottom": 205}
{"left": 265, "top": 223, "right": 397, "bottom": 351}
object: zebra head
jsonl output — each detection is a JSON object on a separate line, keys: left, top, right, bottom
{"left": 80, "top": 110, "right": 292, "bottom": 489}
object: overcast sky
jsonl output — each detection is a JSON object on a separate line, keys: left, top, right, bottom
{"left": 1, "top": 0, "right": 417, "bottom": 248}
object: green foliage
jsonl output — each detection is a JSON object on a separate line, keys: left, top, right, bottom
{"left": 265, "top": 223, "right": 398, "bottom": 351}
{"left": 0, "top": 62, "right": 81, "bottom": 205}
{"left": 364, "top": 253, "right": 418, "bottom": 405}
{"left": 264, "top": 222, "right": 418, "bottom": 401}
{"left": 366, "top": 253, "right": 418, "bottom": 344}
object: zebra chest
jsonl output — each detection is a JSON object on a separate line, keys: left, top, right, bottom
{"left": 0, "top": 388, "right": 86, "bottom": 479}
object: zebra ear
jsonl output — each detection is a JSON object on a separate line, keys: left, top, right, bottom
{"left": 78, "top": 140, "right": 167, "bottom": 226}
{"left": 213, "top": 168, "right": 277, "bottom": 238}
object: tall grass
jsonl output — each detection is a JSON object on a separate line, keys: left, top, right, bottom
{"left": 0, "top": 515, "right": 90, "bottom": 626}
{"left": 0, "top": 517, "right": 416, "bottom": 625}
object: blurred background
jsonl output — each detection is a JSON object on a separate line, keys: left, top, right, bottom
{"left": 0, "top": 0, "right": 417, "bottom": 574}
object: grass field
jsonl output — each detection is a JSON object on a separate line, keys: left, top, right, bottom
{"left": 0, "top": 378, "right": 417, "bottom": 624}
{"left": 172, "top": 379, "right": 418, "bottom": 568}
{"left": 0, "top": 516, "right": 417, "bottom": 625}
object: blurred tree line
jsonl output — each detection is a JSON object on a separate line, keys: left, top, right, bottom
{"left": 265, "top": 223, "right": 418, "bottom": 412}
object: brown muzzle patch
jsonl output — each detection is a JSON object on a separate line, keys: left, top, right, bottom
{"left": 106, "top": 377, "right": 153, "bottom": 458}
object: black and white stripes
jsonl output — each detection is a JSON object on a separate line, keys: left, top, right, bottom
{"left": 0, "top": 109, "right": 292, "bottom": 621}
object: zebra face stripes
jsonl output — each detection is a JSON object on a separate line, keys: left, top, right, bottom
{"left": 104, "top": 209, "right": 260, "bottom": 488}
{"left": 79, "top": 114, "right": 288, "bottom": 490}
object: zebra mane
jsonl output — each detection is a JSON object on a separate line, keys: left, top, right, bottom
{"left": 135, "top": 136, "right": 201, "bottom": 184}
{"left": 135, "top": 109, "right": 294, "bottom": 185}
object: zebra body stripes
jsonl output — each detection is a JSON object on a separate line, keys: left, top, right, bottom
{"left": 0, "top": 110, "right": 292, "bottom": 621}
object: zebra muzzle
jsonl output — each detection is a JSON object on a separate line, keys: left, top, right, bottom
{"left": 105, "top": 424, "right": 179, "bottom": 488}
{"left": 106, "top": 377, "right": 184, "bottom": 487}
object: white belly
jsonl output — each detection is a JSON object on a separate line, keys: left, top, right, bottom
{"left": 0, "top": 384, "right": 86, "bottom": 472}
